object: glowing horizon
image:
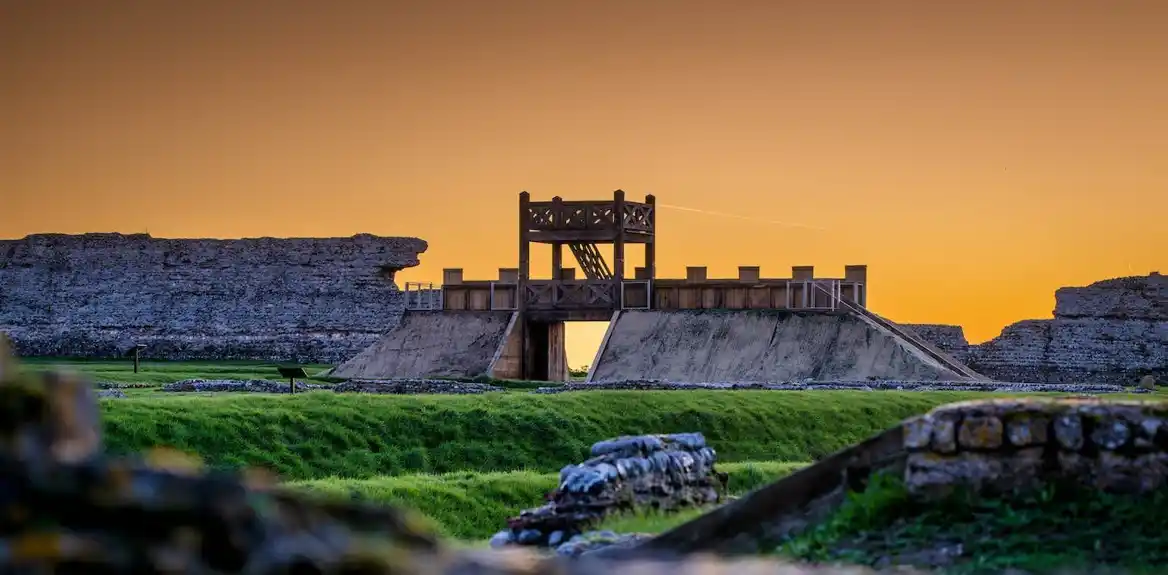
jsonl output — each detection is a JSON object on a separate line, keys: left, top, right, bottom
{"left": 4, "top": 0, "right": 1165, "bottom": 366}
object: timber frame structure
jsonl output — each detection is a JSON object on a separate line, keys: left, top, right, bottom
{"left": 403, "top": 190, "right": 870, "bottom": 381}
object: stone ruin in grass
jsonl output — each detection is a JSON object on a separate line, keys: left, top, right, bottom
{"left": 903, "top": 397, "right": 1168, "bottom": 497}
{"left": 638, "top": 395, "right": 1168, "bottom": 560}
{"left": 162, "top": 379, "right": 322, "bottom": 393}
{"left": 490, "top": 432, "right": 723, "bottom": 553}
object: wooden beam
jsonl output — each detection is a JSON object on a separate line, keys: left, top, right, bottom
{"left": 613, "top": 189, "right": 626, "bottom": 286}
{"left": 528, "top": 230, "right": 651, "bottom": 244}
{"left": 518, "top": 191, "right": 531, "bottom": 379}
{"left": 644, "top": 194, "right": 656, "bottom": 280}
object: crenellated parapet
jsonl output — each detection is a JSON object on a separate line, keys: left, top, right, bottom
{"left": 427, "top": 264, "right": 867, "bottom": 316}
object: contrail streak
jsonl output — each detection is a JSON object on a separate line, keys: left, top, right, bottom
{"left": 657, "top": 203, "right": 830, "bottom": 231}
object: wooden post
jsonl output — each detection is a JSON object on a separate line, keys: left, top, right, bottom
{"left": 133, "top": 348, "right": 140, "bottom": 374}
{"left": 518, "top": 191, "right": 531, "bottom": 379}
{"left": 644, "top": 193, "right": 656, "bottom": 280}
{"left": 613, "top": 189, "right": 626, "bottom": 307}
{"left": 289, "top": 376, "right": 295, "bottom": 394}
{"left": 551, "top": 196, "right": 563, "bottom": 281}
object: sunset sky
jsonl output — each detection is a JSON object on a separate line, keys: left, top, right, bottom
{"left": 3, "top": 0, "right": 1165, "bottom": 366}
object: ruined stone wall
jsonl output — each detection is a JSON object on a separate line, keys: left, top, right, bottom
{"left": 1054, "top": 274, "right": 1167, "bottom": 320}
{"left": 901, "top": 324, "right": 970, "bottom": 364}
{"left": 904, "top": 398, "right": 1168, "bottom": 497}
{"left": 905, "top": 274, "right": 1166, "bottom": 385}
{"left": 0, "top": 232, "right": 427, "bottom": 363}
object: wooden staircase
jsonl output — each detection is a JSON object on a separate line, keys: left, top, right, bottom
{"left": 568, "top": 242, "right": 613, "bottom": 280}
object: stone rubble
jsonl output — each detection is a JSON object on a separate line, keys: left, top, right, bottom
{"left": 95, "top": 389, "right": 127, "bottom": 399}
{"left": 491, "top": 433, "right": 722, "bottom": 550}
{"left": 96, "top": 381, "right": 155, "bottom": 389}
{"left": 535, "top": 380, "right": 1133, "bottom": 394}
{"left": 333, "top": 379, "right": 505, "bottom": 395}
{"left": 162, "top": 378, "right": 322, "bottom": 393}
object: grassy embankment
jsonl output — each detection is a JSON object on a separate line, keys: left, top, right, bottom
{"left": 290, "top": 460, "right": 807, "bottom": 540}
{"left": 99, "top": 390, "right": 982, "bottom": 479}
{"left": 93, "top": 382, "right": 982, "bottom": 539}
{"left": 779, "top": 472, "right": 1168, "bottom": 573}
{"left": 48, "top": 358, "right": 1168, "bottom": 558}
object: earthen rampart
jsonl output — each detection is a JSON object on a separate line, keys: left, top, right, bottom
{"left": 0, "top": 232, "right": 426, "bottom": 362}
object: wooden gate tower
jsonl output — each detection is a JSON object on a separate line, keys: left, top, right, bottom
{"left": 412, "top": 190, "right": 869, "bottom": 382}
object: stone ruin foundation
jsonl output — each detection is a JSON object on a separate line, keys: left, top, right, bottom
{"left": 491, "top": 433, "right": 722, "bottom": 552}
{"left": 904, "top": 397, "right": 1168, "bottom": 498}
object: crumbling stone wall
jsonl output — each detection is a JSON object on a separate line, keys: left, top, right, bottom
{"left": 905, "top": 274, "right": 1166, "bottom": 384}
{"left": 904, "top": 398, "right": 1168, "bottom": 497}
{"left": 900, "top": 324, "right": 970, "bottom": 364}
{"left": 0, "top": 232, "right": 426, "bottom": 363}
{"left": 1055, "top": 274, "right": 1166, "bottom": 320}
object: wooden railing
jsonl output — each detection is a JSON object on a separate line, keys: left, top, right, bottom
{"left": 808, "top": 281, "right": 985, "bottom": 380}
{"left": 526, "top": 201, "right": 654, "bottom": 232}
{"left": 403, "top": 282, "right": 443, "bottom": 310}
{"left": 524, "top": 280, "right": 618, "bottom": 310}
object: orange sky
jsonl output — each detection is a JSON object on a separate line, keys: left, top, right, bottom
{"left": 3, "top": 0, "right": 1165, "bottom": 367}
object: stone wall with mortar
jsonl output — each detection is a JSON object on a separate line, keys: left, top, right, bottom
{"left": 905, "top": 274, "right": 1166, "bottom": 384}
{"left": 0, "top": 232, "right": 426, "bottom": 363}
{"left": 904, "top": 398, "right": 1168, "bottom": 497}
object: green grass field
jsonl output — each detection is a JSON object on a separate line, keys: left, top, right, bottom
{"left": 22, "top": 357, "right": 1168, "bottom": 568}
{"left": 289, "top": 460, "right": 806, "bottom": 540}
{"left": 99, "top": 389, "right": 985, "bottom": 480}
{"left": 779, "top": 472, "right": 1168, "bottom": 573}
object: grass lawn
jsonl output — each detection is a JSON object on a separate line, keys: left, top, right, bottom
{"left": 778, "top": 473, "right": 1168, "bottom": 573}
{"left": 98, "top": 389, "right": 988, "bottom": 480}
{"left": 290, "top": 460, "right": 807, "bottom": 540}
